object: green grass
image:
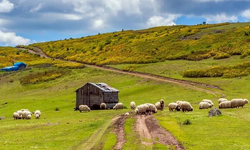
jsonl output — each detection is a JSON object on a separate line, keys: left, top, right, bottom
{"left": 28, "top": 22, "right": 250, "bottom": 65}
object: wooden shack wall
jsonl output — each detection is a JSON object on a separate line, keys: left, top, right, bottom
{"left": 76, "top": 83, "right": 119, "bottom": 109}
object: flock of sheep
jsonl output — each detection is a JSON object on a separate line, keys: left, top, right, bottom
{"left": 13, "top": 109, "right": 41, "bottom": 120}
{"left": 76, "top": 98, "right": 249, "bottom": 115}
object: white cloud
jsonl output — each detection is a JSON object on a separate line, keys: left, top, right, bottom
{"left": 241, "top": 9, "right": 250, "bottom": 19}
{"left": 147, "top": 15, "right": 177, "bottom": 27}
{"left": 30, "top": 3, "right": 42, "bottom": 13}
{"left": 204, "top": 13, "right": 238, "bottom": 23}
{"left": 92, "top": 19, "right": 105, "bottom": 29}
{"left": 0, "top": 0, "right": 14, "bottom": 13}
{"left": 0, "top": 18, "right": 9, "bottom": 26}
{"left": 0, "top": 30, "right": 31, "bottom": 46}
{"left": 42, "top": 13, "right": 83, "bottom": 21}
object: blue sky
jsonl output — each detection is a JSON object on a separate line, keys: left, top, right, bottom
{"left": 1, "top": 0, "right": 250, "bottom": 46}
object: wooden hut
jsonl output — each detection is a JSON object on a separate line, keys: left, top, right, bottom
{"left": 75, "top": 82, "right": 119, "bottom": 110}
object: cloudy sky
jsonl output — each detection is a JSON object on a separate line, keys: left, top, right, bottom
{"left": 1, "top": 0, "right": 250, "bottom": 46}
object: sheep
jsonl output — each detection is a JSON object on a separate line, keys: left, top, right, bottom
{"left": 199, "top": 102, "right": 213, "bottom": 109}
{"left": 231, "top": 99, "right": 249, "bottom": 108}
{"left": 219, "top": 101, "right": 231, "bottom": 109}
{"left": 135, "top": 104, "right": 147, "bottom": 115}
{"left": 202, "top": 99, "right": 214, "bottom": 106}
{"left": 100, "top": 103, "right": 106, "bottom": 110}
{"left": 124, "top": 112, "right": 129, "bottom": 116}
{"left": 34, "top": 110, "right": 41, "bottom": 119}
{"left": 146, "top": 103, "right": 158, "bottom": 114}
{"left": 168, "top": 102, "right": 181, "bottom": 111}
{"left": 22, "top": 110, "right": 32, "bottom": 119}
{"left": 113, "top": 103, "right": 123, "bottom": 110}
{"left": 155, "top": 99, "right": 164, "bottom": 110}
{"left": 79, "top": 105, "right": 91, "bottom": 112}
{"left": 130, "top": 101, "right": 136, "bottom": 109}
{"left": 218, "top": 98, "right": 228, "bottom": 104}
{"left": 180, "top": 102, "right": 193, "bottom": 112}
{"left": 13, "top": 112, "right": 20, "bottom": 120}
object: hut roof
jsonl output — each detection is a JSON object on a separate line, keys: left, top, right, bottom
{"left": 76, "top": 82, "right": 119, "bottom": 92}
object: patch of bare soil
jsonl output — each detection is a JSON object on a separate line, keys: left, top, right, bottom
{"left": 136, "top": 115, "right": 185, "bottom": 150}
{"left": 113, "top": 115, "right": 126, "bottom": 150}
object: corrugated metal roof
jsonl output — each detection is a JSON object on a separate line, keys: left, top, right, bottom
{"left": 90, "top": 82, "right": 119, "bottom": 92}
{"left": 76, "top": 82, "right": 119, "bottom": 92}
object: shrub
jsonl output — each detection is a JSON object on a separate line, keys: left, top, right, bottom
{"left": 183, "top": 119, "right": 191, "bottom": 125}
{"left": 55, "top": 107, "right": 60, "bottom": 111}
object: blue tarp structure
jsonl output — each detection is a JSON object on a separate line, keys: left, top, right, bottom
{"left": 1, "top": 66, "right": 20, "bottom": 71}
{"left": 13, "top": 62, "right": 27, "bottom": 68}
{"left": 1, "top": 62, "right": 27, "bottom": 71}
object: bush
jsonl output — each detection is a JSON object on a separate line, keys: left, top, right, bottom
{"left": 183, "top": 119, "right": 191, "bottom": 125}
{"left": 55, "top": 107, "right": 60, "bottom": 111}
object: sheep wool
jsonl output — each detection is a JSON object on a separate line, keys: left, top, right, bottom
{"left": 100, "top": 103, "right": 106, "bottom": 110}
{"left": 130, "top": 101, "right": 136, "bottom": 109}
{"left": 79, "top": 105, "right": 91, "bottom": 112}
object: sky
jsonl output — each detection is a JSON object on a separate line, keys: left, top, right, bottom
{"left": 1, "top": 0, "right": 250, "bottom": 46}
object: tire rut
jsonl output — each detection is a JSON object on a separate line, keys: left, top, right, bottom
{"left": 17, "top": 46, "right": 225, "bottom": 98}
{"left": 113, "top": 115, "right": 127, "bottom": 150}
{"left": 136, "top": 115, "right": 185, "bottom": 150}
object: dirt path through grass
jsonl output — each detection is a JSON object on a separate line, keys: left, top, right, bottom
{"left": 17, "top": 46, "right": 225, "bottom": 97}
{"left": 136, "top": 115, "right": 185, "bottom": 149}
{"left": 113, "top": 115, "right": 126, "bottom": 150}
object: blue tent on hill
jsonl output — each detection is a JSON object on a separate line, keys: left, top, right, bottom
{"left": 1, "top": 66, "right": 20, "bottom": 71}
{"left": 13, "top": 62, "right": 27, "bottom": 69}
{"left": 1, "top": 62, "right": 27, "bottom": 71}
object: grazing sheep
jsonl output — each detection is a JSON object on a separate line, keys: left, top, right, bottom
{"left": 79, "top": 105, "right": 91, "bottom": 112}
{"left": 146, "top": 103, "right": 158, "bottom": 114}
{"left": 100, "top": 103, "right": 106, "bottom": 110}
{"left": 125, "top": 112, "right": 129, "bottom": 116}
{"left": 180, "top": 102, "right": 193, "bottom": 112}
{"left": 231, "top": 99, "right": 249, "bottom": 108}
{"left": 22, "top": 110, "right": 32, "bottom": 119}
{"left": 176, "top": 101, "right": 184, "bottom": 105}
{"left": 130, "top": 101, "right": 136, "bottom": 110}
{"left": 168, "top": 102, "right": 181, "bottom": 111}
{"left": 113, "top": 103, "right": 124, "bottom": 110}
{"left": 34, "top": 110, "right": 41, "bottom": 119}
{"left": 202, "top": 99, "right": 214, "bottom": 106}
{"left": 218, "top": 98, "right": 228, "bottom": 104}
{"left": 155, "top": 99, "right": 164, "bottom": 110}
{"left": 137, "top": 104, "right": 147, "bottom": 115}
{"left": 199, "top": 102, "right": 213, "bottom": 109}
{"left": 219, "top": 101, "right": 231, "bottom": 109}
{"left": 13, "top": 112, "right": 20, "bottom": 120}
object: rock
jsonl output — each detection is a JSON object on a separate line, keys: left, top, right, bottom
{"left": 208, "top": 108, "right": 222, "bottom": 117}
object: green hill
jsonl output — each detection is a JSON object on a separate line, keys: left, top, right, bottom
{"left": 29, "top": 22, "right": 250, "bottom": 65}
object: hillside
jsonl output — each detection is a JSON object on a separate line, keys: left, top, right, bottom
{"left": 28, "top": 22, "right": 250, "bottom": 65}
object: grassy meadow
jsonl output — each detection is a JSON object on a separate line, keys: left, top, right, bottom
{"left": 1, "top": 22, "right": 250, "bottom": 150}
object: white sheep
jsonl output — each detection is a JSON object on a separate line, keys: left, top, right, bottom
{"left": 202, "top": 99, "right": 214, "bottom": 106}
{"left": 155, "top": 99, "right": 164, "bottom": 110}
{"left": 34, "top": 110, "right": 41, "bottom": 119}
{"left": 130, "top": 101, "right": 136, "bottom": 109}
{"left": 100, "top": 103, "right": 106, "bottom": 110}
{"left": 199, "top": 102, "right": 213, "bottom": 109}
{"left": 22, "top": 110, "right": 32, "bottom": 119}
{"left": 124, "top": 112, "right": 129, "bottom": 116}
{"left": 231, "top": 99, "right": 249, "bottom": 108}
{"left": 218, "top": 98, "right": 228, "bottom": 104}
{"left": 219, "top": 101, "right": 231, "bottom": 109}
{"left": 113, "top": 103, "right": 123, "bottom": 110}
{"left": 180, "top": 102, "right": 193, "bottom": 112}
{"left": 136, "top": 104, "right": 147, "bottom": 115}
{"left": 168, "top": 102, "right": 181, "bottom": 111}
{"left": 79, "top": 105, "right": 91, "bottom": 112}
{"left": 13, "top": 112, "right": 20, "bottom": 120}
{"left": 146, "top": 103, "right": 158, "bottom": 114}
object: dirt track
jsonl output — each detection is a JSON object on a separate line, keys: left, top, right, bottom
{"left": 136, "top": 115, "right": 185, "bottom": 149}
{"left": 17, "top": 46, "right": 225, "bottom": 97}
